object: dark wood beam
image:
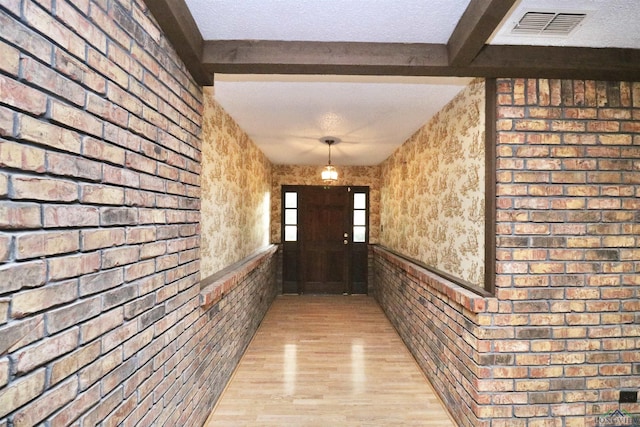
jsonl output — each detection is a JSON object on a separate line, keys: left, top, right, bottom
{"left": 470, "top": 45, "right": 640, "bottom": 81}
{"left": 447, "top": 0, "right": 517, "bottom": 66}
{"left": 484, "top": 78, "right": 497, "bottom": 295}
{"left": 145, "top": 0, "right": 212, "bottom": 85}
{"left": 202, "top": 40, "right": 453, "bottom": 76}
{"left": 147, "top": 2, "right": 640, "bottom": 84}
{"left": 202, "top": 40, "right": 640, "bottom": 81}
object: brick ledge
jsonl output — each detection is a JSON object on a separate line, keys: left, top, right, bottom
{"left": 199, "top": 245, "right": 278, "bottom": 310}
{"left": 373, "top": 246, "right": 497, "bottom": 314}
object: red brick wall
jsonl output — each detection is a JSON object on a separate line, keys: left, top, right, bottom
{"left": 374, "top": 78, "right": 640, "bottom": 427}
{"left": 0, "top": 1, "right": 277, "bottom": 425}
{"left": 494, "top": 78, "right": 640, "bottom": 426}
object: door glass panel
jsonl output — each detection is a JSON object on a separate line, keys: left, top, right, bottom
{"left": 353, "top": 226, "right": 366, "bottom": 243}
{"left": 284, "top": 191, "right": 298, "bottom": 242}
{"left": 285, "top": 192, "right": 297, "bottom": 208}
{"left": 284, "top": 225, "right": 297, "bottom": 242}
{"left": 352, "top": 192, "right": 367, "bottom": 243}
{"left": 285, "top": 209, "right": 297, "bottom": 225}
{"left": 353, "top": 210, "right": 366, "bottom": 226}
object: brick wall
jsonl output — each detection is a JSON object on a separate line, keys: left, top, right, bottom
{"left": 0, "top": 1, "right": 277, "bottom": 425}
{"left": 493, "top": 78, "right": 640, "bottom": 426}
{"left": 374, "top": 79, "right": 640, "bottom": 427}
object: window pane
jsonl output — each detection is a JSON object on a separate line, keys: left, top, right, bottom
{"left": 285, "top": 192, "right": 297, "bottom": 208}
{"left": 285, "top": 226, "right": 297, "bottom": 242}
{"left": 354, "top": 193, "right": 366, "bottom": 210}
{"left": 353, "top": 210, "right": 366, "bottom": 226}
{"left": 285, "top": 209, "right": 297, "bottom": 225}
{"left": 353, "top": 226, "right": 366, "bottom": 243}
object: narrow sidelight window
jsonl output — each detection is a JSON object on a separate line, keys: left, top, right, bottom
{"left": 353, "top": 192, "right": 367, "bottom": 243}
{"left": 284, "top": 191, "right": 298, "bottom": 242}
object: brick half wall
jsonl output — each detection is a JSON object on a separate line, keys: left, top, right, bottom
{"left": 195, "top": 246, "right": 279, "bottom": 425}
{"left": 372, "top": 246, "right": 498, "bottom": 427}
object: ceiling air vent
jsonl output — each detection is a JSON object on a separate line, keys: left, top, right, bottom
{"left": 512, "top": 11, "right": 586, "bottom": 36}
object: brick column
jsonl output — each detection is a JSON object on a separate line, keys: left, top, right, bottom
{"left": 494, "top": 79, "right": 640, "bottom": 426}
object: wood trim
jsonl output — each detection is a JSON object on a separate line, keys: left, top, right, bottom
{"left": 447, "top": 0, "right": 517, "bottom": 66}
{"left": 484, "top": 78, "right": 497, "bottom": 295}
{"left": 199, "top": 245, "right": 278, "bottom": 310}
{"left": 281, "top": 186, "right": 301, "bottom": 294}
{"left": 373, "top": 245, "right": 493, "bottom": 299}
{"left": 145, "top": 0, "right": 212, "bottom": 85}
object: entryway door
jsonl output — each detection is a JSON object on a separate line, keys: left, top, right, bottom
{"left": 282, "top": 185, "right": 369, "bottom": 295}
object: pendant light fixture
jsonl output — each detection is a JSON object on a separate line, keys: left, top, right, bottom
{"left": 320, "top": 138, "right": 338, "bottom": 183}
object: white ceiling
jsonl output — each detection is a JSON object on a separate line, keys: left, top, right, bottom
{"left": 212, "top": 75, "right": 472, "bottom": 166}
{"left": 185, "top": 0, "right": 471, "bottom": 43}
{"left": 184, "top": 0, "right": 640, "bottom": 166}
{"left": 490, "top": 0, "right": 640, "bottom": 48}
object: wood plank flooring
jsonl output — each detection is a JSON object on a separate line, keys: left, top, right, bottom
{"left": 204, "top": 295, "right": 456, "bottom": 426}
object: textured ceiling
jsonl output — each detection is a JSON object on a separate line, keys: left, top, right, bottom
{"left": 184, "top": 0, "right": 472, "bottom": 43}
{"left": 183, "top": 0, "right": 473, "bottom": 165}
{"left": 490, "top": 0, "right": 640, "bottom": 48}
{"left": 180, "top": 0, "right": 640, "bottom": 166}
{"left": 211, "top": 75, "right": 472, "bottom": 166}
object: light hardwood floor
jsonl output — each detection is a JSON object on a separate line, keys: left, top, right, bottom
{"left": 204, "top": 295, "right": 456, "bottom": 426}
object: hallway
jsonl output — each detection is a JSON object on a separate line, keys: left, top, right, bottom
{"left": 204, "top": 295, "right": 455, "bottom": 426}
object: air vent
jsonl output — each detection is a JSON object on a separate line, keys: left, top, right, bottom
{"left": 512, "top": 12, "right": 586, "bottom": 36}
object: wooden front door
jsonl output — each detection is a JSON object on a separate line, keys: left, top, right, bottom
{"left": 299, "top": 186, "right": 350, "bottom": 294}
{"left": 282, "top": 185, "right": 369, "bottom": 295}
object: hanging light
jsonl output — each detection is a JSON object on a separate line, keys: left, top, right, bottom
{"left": 321, "top": 138, "right": 338, "bottom": 183}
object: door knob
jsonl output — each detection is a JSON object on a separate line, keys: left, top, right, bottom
{"left": 344, "top": 240, "right": 348, "bottom": 245}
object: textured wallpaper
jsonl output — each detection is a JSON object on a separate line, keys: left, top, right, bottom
{"left": 200, "top": 88, "right": 272, "bottom": 278}
{"left": 380, "top": 79, "right": 486, "bottom": 286}
{"left": 271, "top": 165, "right": 381, "bottom": 244}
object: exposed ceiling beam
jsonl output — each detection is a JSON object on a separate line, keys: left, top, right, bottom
{"left": 147, "top": 2, "right": 640, "bottom": 84}
{"left": 471, "top": 45, "right": 640, "bottom": 81}
{"left": 447, "top": 0, "right": 518, "bottom": 66}
{"left": 145, "top": 0, "right": 212, "bottom": 85}
{"left": 203, "top": 40, "right": 640, "bottom": 81}
{"left": 202, "top": 41, "right": 455, "bottom": 76}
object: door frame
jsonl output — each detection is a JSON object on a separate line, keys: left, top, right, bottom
{"left": 281, "top": 185, "right": 370, "bottom": 295}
